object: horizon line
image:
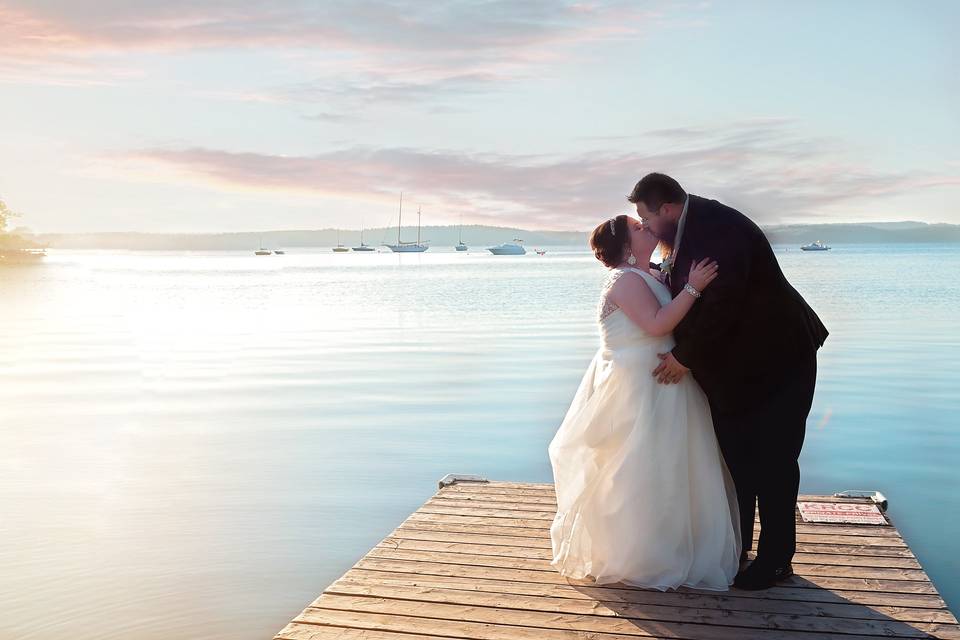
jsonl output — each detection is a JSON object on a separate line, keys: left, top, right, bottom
{"left": 24, "top": 219, "right": 954, "bottom": 236}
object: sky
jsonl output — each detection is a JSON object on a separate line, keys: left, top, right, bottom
{"left": 0, "top": 0, "right": 957, "bottom": 233}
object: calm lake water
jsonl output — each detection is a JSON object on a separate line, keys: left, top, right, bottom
{"left": 1, "top": 244, "right": 958, "bottom": 638}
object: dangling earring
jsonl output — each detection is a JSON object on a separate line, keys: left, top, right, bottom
{"left": 627, "top": 253, "right": 637, "bottom": 266}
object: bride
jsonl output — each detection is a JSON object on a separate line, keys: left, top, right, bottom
{"left": 548, "top": 214, "right": 741, "bottom": 591}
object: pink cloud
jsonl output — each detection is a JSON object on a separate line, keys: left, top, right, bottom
{"left": 112, "top": 120, "right": 959, "bottom": 229}
{"left": 0, "top": 1, "right": 658, "bottom": 89}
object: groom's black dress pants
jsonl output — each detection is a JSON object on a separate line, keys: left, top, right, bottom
{"left": 711, "top": 352, "right": 818, "bottom": 567}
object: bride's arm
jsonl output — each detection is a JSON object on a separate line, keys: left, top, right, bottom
{"left": 610, "top": 260, "right": 718, "bottom": 337}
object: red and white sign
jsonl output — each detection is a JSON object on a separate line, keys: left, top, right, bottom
{"left": 797, "top": 501, "right": 887, "bottom": 525}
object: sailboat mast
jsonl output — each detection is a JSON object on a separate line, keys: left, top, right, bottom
{"left": 417, "top": 206, "right": 421, "bottom": 245}
{"left": 459, "top": 215, "right": 463, "bottom": 243}
{"left": 397, "top": 192, "right": 403, "bottom": 244}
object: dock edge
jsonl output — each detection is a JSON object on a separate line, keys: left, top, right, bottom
{"left": 437, "top": 473, "right": 490, "bottom": 489}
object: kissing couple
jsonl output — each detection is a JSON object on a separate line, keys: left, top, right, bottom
{"left": 549, "top": 173, "right": 828, "bottom": 591}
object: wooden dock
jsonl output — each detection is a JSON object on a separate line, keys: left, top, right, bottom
{"left": 275, "top": 477, "right": 959, "bottom": 640}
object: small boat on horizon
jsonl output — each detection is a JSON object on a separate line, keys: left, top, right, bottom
{"left": 488, "top": 239, "right": 526, "bottom": 255}
{"left": 255, "top": 236, "right": 271, "bottom": 255}
{"left": 801, "top": 240, "right": 831, "bottom": 251}
{"left": 353, "top": 222, "right": 376, "bottom": 251}
{"left": 455, "top": 216, "right": 468, "bottom": 251}
{"left": 333, "top": 229, "right": 350, "bottom": 252}
{"left": 535, "top": 249, "right": 546, "bottom": 256}
{"left": 385, "top": 194, "right": 428, "bottom": 253}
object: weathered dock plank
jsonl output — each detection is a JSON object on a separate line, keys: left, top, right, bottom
{"left": 377, "top": 536, "right": 923, "bottom": 568}
{"left": 275, "top": 479, "right": 958, "bottom": 640}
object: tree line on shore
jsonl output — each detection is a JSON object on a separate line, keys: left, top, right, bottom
{"left": 0, "top": 198, "right": 41, "bottom": 250}
{"left": 31, "top": 221, "right": 960, "bottom": 250}
{"left": 3, "top": 197, "right": 959, "bottom": 250}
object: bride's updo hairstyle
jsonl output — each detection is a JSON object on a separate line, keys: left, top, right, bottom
{"left": 590, "top": 214, "right": 629, "bottom": 268}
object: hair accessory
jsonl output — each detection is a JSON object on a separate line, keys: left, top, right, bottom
{"left": 609, "top": 219, "right": 616, "bottom": 235}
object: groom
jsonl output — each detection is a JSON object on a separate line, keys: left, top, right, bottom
{"left": 629, "top": 173, "right": 828, "bottom": 590}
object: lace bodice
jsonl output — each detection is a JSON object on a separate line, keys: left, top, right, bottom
{"left": 598, "top": 267, "right": 670, "bottom": 322}
{"left": 598, "top": 269, "right": 630, "bottom": 321}
{"left": 597, "top": 268, "right": 675, "bottom": 353}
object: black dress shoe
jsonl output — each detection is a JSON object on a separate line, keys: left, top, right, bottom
{"left": 733, "top": 561, "right": 794, "bottom": 590}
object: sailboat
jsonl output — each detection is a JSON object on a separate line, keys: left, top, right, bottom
{"left": 352, "top": 221, "right": 375, "bottom": 251}
{"left": 332, "top": 229, "right": 349, "bottom": 252}
{"left": 255, "top": 236, "right": 271, "bottom": 255}
{"left": 385, "top": 193, "right": 428, "bottom": 252}
{"left": 455, "top": 216, "right": 468, "bottom": 251}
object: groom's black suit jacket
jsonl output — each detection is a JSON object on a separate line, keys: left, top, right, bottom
{"left": 666, "top": 195, "right": 828, "bottom": 415}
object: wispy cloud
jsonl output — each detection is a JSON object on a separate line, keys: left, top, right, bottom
{"left": 280, "top": 71, "right": 510, "bottom": 117}
{"left": 107, "top": 120, "right": 959, "bottom": 229}
{"left": 1, "top": 1, "right": 653, "bottom": 55}
{"left": 0, "top": 1, "right": 660, "bottom": 97}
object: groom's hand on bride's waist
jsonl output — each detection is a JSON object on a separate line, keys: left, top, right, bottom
{"left": 653, "top": 352, "right": 689, "bottom": 385}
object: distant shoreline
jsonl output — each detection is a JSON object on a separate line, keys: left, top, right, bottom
{"left": 24, "top": 221, "right": 960, "bottom": 250}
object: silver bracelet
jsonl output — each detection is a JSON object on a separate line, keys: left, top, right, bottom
{"left": 683, "top": 283, "right": 702, "bottom": 299}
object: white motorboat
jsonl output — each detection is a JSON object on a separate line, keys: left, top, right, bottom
{"left": 488, "top": 238, "right": 526, "bottom": 255}
{"left": 801, "top": 240, "right": 831, "bottom": 251}
{"left": 0, "top": 247, "right": 46, "bottom": 263}
{"left": 385, "top": 194, "right": 428, "bottom": 253}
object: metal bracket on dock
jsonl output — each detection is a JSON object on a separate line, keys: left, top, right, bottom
{"left": 834, "top": 490, "right": 889, "bottom": 512}
{"left": 438, "top": 474, "right": 490, "bottom": 489}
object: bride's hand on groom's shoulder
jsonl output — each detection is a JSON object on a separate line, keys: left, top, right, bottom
{"left": 688, "top": 258, "right": 719, "bottom": 292}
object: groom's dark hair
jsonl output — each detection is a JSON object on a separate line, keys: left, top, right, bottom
{"left": 627, "top": 173, "right": 686, "bottom": 213}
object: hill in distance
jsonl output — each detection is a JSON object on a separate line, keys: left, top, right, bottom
{"left": 35, "top": 225, "right": 585, "bottom": 250}
{"left": 30, "top": 221, "right": 960, "bottom": 250}
{"left": 763, "top": 221, "right": 960, "bottom": 244}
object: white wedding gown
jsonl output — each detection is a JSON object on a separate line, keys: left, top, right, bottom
{"left": 548, "top": 267, "right": 741, "bottom": 591}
